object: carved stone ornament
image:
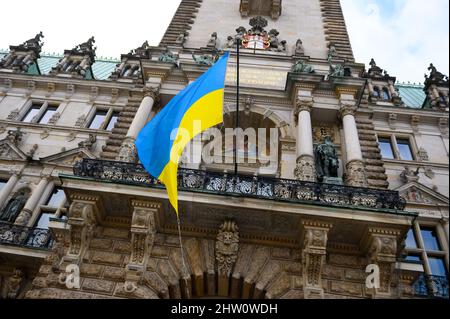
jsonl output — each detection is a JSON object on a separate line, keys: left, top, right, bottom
{"left": 417, "top": 147, "right": 429, "bottom": 161}
{"left": 124, "top": 202, "right": 157, "bottom": 293}
{"left": 0, "top": 32, "right": 44, "bottom": 73}
{"left": 6, "top": 128, "right": 23, "bottom": 146}
{"left": 5, "top": 269, "right": 24, "bottom": 299}
{"left": 78, "top": 134, "right": 97, "bottom": 151}
{"left": 301, "top": 221, "right": 332, "bottom": 299}
{"left": 294, "top": 155, "right": 316, "bottom": 182}
{"left": 117, "top": 138, "right": 137, "bottom": 163}
{"left": 65, "top": 201, "right": 97, "bottom": 263}
{"left": 366, "top": 230, "right": 398, "bottom": 296}
{"left": 344, "top": 160, "right": 368, "bottom": 187}
{"left": 400, "top": 166, "right": 420, "bottom": 184}
{"left": 215, "top": 220, "right": 239, "bottom": 277}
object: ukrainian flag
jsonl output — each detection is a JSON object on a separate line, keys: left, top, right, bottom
{"left": 135, "top": 51, "right": 230, "bottom": 215}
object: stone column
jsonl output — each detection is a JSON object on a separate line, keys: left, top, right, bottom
{"left": 14, "top": 174, "right": 52, "bottom": 226}
{"left": 301, "top": 220, "right": 332, "bottom": 299}
{"left": 340, "top": 105, "right": 368, "bottom": 187}
{"left": 440, "top": 217, "right": 449, "bottom": 247}
{"left": 294, "top": 97, "right": 316, "bottom": 182}
{"left": 117, "top": 87, "right": 159, "bottom": 163}
{"left": 0, "top": 169, "right": 22, "bottom": 210}
{"left": 123, "top": 200, "right": 158, "bottom": 294}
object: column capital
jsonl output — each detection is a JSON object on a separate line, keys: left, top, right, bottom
{"left": 295, "top": 98, "right": 313, "bottom": 115}
{"left": 40, "top": 173, "right": 52, "bottom": 181}
{"left": 143, "top": 86, "right": 159, "bottom": 100}
{"left": 9, "top": 168, "right": 23, "bottom": 177}
{"left": 339, "top": 104, "right": 357, "bottom": 118}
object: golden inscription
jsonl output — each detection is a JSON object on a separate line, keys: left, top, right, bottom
{"left": 226, "top": 66, "right": 287, "bottom": 90}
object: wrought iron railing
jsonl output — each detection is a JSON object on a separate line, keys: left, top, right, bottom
{"left": 73, "top": 158, "right": 407, "bottom": 211}
{"left": 0, "top": 221, "right": 54, "bottom": 250}
{"left": 413, "top": 274, "right": 449, "bottom": 299}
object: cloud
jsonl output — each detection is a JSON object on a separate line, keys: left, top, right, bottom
{"left": 341, "top": 0, "right": 449, "bottom": 84}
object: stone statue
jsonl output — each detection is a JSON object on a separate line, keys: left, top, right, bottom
{"left": 327, "top": 43, "right": 336, "bottom": 64}
{"left": 158, "top": 48, "right": 179, "bottom": 67}
{"left": 294, "top": 39, "right": 305, "bottom": 55}
{"left": 207, "top": 32, "right": 218, "bottom": 49}
{"left": 192, "top": 50, "right": 220, "bottom": 66}
{"left": 425, "top": 63, "right": 448, "bottom": 83}
{"left": 315, "top": 136, "right": 339, "bottom": 181}
{"left": 175, "top": 31, "right": 188, "bottom": 46}
{"left": 0, "top": 192, "right": 28, "bottom": 223}
{"left": 368, "top": 58, "right": 383, "bottom": 77}
{"left": 292, "top": 60, "right": 315, "bottom": 74}
{"left": 329, "top": 64, "right": 345, "bottom": 77}
{"left": 226, "top": 36, "right": 235, "bottom": 48}
{"left": 400, "top": 166, "right": 420, "bottom": 183}
{"left": 78, "top": 134, "right": 97, "bottom": 150}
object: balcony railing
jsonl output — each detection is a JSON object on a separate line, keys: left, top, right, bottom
{"left": 73, "top": 158, "right": 407, "bottom": 211}
{"left": 413, "top": 274, "right": 449, "bottom": 299}
{"left": 0, "top": 221, "right": 54, "bottom": 250}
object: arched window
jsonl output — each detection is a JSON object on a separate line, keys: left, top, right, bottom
{"left": 382, "top": 87, "right": 390, "bottom": 101}
{"left": 372, "top": 87, "right": 380, "bottom": 98}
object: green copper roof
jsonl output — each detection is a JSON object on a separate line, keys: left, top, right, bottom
{"left": 0, "top": 50, "right": 118, "bottom": 80}
{"left": 395, "top": 83, "right": 426, "bottom": 109}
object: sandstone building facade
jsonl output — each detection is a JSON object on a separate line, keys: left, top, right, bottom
{"left": 0, "top": 0, "right": 448, "bottom": 299}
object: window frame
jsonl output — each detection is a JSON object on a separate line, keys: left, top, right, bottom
{"left": 35, "top": 186, "right": 67, "bottom": 230}
{"left": 85, "top": 105, "right": 121, "bottom": 131}
{"left": 19, "top": 100, "right": 61, "bottom": 125}
{"left": 377, "top": 133, "right": 418, "bottom": 162}
{"left": 404, "top": 221, "right": 448, "bottom": 277}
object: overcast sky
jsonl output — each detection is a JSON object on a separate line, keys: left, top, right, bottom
{"left": 0, "top": 0, "right": 448, "bottom": 84}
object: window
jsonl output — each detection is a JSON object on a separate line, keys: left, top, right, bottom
{"left": 403, "top": 223, "right": 448, "bottom": 279}
{"left": 397, "top": 139, "right": 414, "bottom": 161}
{"left": 0, "top": 178, "right": 7, "bottom": 191}
{"left": 377, "top": 135, "right": 416, "bottom": 161}
{"left": 379, "top": 138, "right": 395, "bottom": 159}
{"left": 21, "top": 102, "right": 59, "bottom": 124}
{"left": 428, "top": 257, "right": 447, "bottom": 276}
{"left": 36, "top": 187, "right": 66, "bottom": 229}
{"left": 105, "top": 112, "right": 119, "bottom": 131}
{"left": 38, "top": 106, "right": 58, "bottom": 124}
{"left": 421, "top": 228, "right": 441, "bottom": 251}
{"left": 46, "top": 188, "right": 66, "bottom": 208}
{"left": 89, "top": 110, "right": 108, "bottom": 129}
{"left": 373, "top": 87, "right": 380, "bottom": 98}
{"left": 88, "top": 107, "right": 120, "bottom": 130}
{"left": 405, "top": 229, "right": 418, "bottom": 248}
{"left": 22, "top": 104, "right": 41, "bottom": 122}
{"left": 382, "top": 88, "right": 391, "bottom": 101}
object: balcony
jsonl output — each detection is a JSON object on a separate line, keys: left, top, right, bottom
{"left": 73, "top": 158, "right": 407, "bottom": 212}
{"left": 413, "top": 274, "right": 449, "bottom": 299}
{"left": 0, "top": 221, "right": 54, "bottom": 250}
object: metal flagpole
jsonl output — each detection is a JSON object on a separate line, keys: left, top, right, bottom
{"left": 234, "top": 38, "right": 240, "bottom": 176}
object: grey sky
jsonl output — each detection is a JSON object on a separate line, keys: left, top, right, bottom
{"left": 0, "top": 0, "right": 448, "bottom": 84}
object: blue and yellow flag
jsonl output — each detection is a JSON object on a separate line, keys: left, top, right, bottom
{"left": 135, "top": 52, "right": 230, "bottom": 215}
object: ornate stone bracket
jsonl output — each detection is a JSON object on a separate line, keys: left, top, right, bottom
{"left": 301, "top": 220, "right": 332, "bottom": 299}
{"left": 215, "top": 220, "right": 239, "bottom": 297}
{"left": 124, "top": 200, "right": 159, "bottom": 293}
{"left": 63, "top": 196, "right": 100, "bottom": 264}
{"left": 3, "top": 269, "right": 24, "bottom": 299}
{"left": 362, "top": 227, "right": 400, "bottom": 298}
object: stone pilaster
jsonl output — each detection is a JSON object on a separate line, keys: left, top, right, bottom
{"left": 294, "top": 98, "right": 316, "bottom": 182}
{"left": 215, "top": 220, "right": 239, "bottom": 297}
{"left": 117, "top": 87, "right": 159, "bottom": 163}
{"left": 339, "top": 105, "right": 368, "bottom": 187}
{"left": 123, "top": 200, "right": 158, "bottom": 293}
{"left": 301, "top": 220, "right": 332, "bottom": 299}
{"left": 363, "top": 227, "right": 400, "bottom": 298}
{"left": 63, "top": 195, "right": 99, "bottom": 264}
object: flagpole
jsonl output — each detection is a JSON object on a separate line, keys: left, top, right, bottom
{"left": 234, "top": 38, "right": 240, "bottom": 176}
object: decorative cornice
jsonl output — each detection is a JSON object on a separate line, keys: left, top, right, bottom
{"left": 131, "top": 199, "right": 162, "bottom": 209}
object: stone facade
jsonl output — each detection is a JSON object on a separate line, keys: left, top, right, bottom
{"left": 0, "top": 0, "right": 448, "bottom": 299}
